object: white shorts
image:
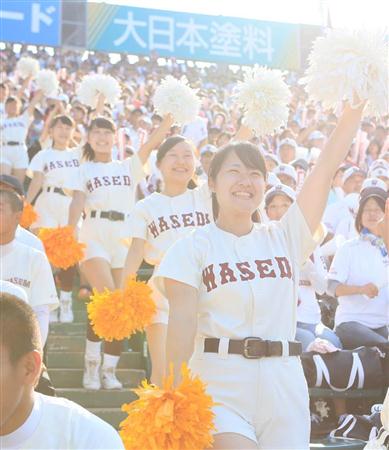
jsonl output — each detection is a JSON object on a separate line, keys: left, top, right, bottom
{"left": 79, "top": 217, "right": 130, "bottom": 269}
{"left": 0, "top": 144, "right": 29, "bottom": 170}
{"left": 32, "top": 191, "right": 72, "bottom": 229}
{"left": 189, "top": 338, "right": 310, "bottom": 449}
{"left": 148, "top": 276, "right": 168, "bottom": 325}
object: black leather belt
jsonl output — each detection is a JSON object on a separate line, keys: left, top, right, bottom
{"left": 204, "top": 337, "right": 302, "bottom": 359}
{"left": 90, "top": 210, "right": 125, "bottom": 221}
{"left": 46, "top": 187, "right": 66, "bottom": 196}
{"left": 6, "top": 141, "right": 23, "bottom": 146}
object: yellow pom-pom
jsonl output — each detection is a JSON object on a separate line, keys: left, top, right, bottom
{"left": 19, "top": 203, "right": 38, "bottom": 229}
{"left": 87, "top": 276, "right": 156, "bottom": 342}
{"left": 120, "top": 363, "right": 215, "bottom": 450}
{"left": 38, "top": 226, "right": 85, "bottom": 269}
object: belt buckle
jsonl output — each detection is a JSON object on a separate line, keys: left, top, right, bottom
{"left": 243, "top": 337, "right": 269, "bottom": 359}
{"left": 107, "top": 210, "right": 121, "bottom": 221}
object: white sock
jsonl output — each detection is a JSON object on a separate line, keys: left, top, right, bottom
{"left": 85, "top": 340, "right": 102, "bottom": 361}
{"left": 102, "top": 354, "right": 120, "bottom": 370}
{"left": 60, "top": 291, "right": 72, "bottom": 302}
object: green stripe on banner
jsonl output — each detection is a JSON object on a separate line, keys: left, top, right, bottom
{"left": 87, "top": 3, "right": 118, "bottom": 49}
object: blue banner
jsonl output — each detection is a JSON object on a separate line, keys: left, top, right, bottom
{"left": 88, "top": 4, "right": 301, "bottom": 69}
{"left": 0, "top": 1, "right": 61, "bottom": 46}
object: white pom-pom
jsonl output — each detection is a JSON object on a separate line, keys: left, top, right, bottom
{"left": 76, "top": 74, "right": 121, "bottom": 108}
{"left": 301, "top": 29, "right": 388, "bottom": 117}
{"left": 16, "top": 57, "right": 40, "bottom": 79}
{"left": 36, "top": 70, "right": 59, "bottom": 97}
{"left": 235, "top": 67, "right": 291, "bottom": 136}
{"left": 153, "top": 76, "right": 200, "bottom": 124}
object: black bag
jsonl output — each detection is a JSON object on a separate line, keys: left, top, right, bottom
{"left": 301, "top": 347, "right": 385, "bottom": 391}
{"left": 330, "top": 413, "right": 381, "bottom": 441}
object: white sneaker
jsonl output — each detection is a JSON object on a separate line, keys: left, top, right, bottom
{"left": 59, "top": 300, "right": 74, "bottom": 323}
{"left": 83, "top": 359, "right": 101, "bottom": 390}
{"left": 49, "top": 309, "right": 59, "bottom": 323}
{"left": 102, "top": 367, "right": 123, "bottom": 390}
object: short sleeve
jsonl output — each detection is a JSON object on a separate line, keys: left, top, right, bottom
{"left": 327, "top": 242, "right": 351, "bottom": 284}
{"left": 30, "top": 251, "right": 59, "bottom": 310}
{"left": 153, "top": 234, "right": 202, "bottom": 298}
{"left": 279, "top": 202, "right": 325, "bottom": 267}
{"left": 128, "top": 153, "right": 145, "bottom": 185}
{"left": 29, "top": 150, "right": 45, "bottom": 173}
{"left": 67, "top": 165, "right": 85, "bottom": 192}
{"left": 128, "top": 202, "right": 148, "bottom": 240}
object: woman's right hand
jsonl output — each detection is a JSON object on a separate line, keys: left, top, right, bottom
{"left": 359, "top": 283, "right": 379, "bottom": 298}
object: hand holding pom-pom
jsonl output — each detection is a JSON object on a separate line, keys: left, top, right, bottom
{"left": 38, "top": 226, "right": 85, "bottom": 269}
{"left": 87, "top": 276, "right": 156, "bottom": 341}
{"left": 16, "top": 57, "right": 40, "bottom": 80}
{"left": 153, "top": 76, "right": 201, "bottom": 125}
{"left": 301, "top": 29, "right": 388, "bottom": 117}
{"left": 36, "top": 70, "right": 59, "bottom": 97}
{"left": 76, "top": 74, "right": 121, "bottom": 108}
{"left": 20, "top": 203, "right": 38, "bottom": 229}
{"left": 120, "top": 363, "right": 215, "bottom": 450}
{"left": 235, "top": 67, "right": 291, "bottom": 136}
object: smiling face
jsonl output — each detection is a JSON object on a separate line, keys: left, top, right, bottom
{"left": 157, "top": 141, "right": 196, "bottom": 187}
{"left": 87, "top": 125, "right": 115, "bottom": 156}
{"left": 51, "top": 120, "right": 74, "bottom": 148}
{"left": 266, "top": 194, "right": 293, "bottom": 221}
{"left": 209, "top": 151, "right": 266, "bottom": 219}
{"left": 360, "top": 197, "right": 385, "bottom": 232}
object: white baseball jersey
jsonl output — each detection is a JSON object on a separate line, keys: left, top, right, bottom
{"left": 297, "top": 247, "right": 327, "bottom": 324}
{"left": 0, "top": 110, "right": 31, "bottom": 143}
{"left": 71, "top": 154, "right": 145, "bottom": 213}
{"left": 155, "top": 202, "right": 323, "bottom": 341}
{"left": 328, "top": 238, "right": 389, "bottom": 328}
{"left": 0, "top": 240, "right": 58, "bottom": 310}
{"left": 28, "top": 147, "right": 81, "bottom": 190}
{"left": 0, "top": 393, "right": 124, "bottom": 450}
{"left": 128, "top": 184, "right": 212, "bottom": 266}
{"left": 15, "top": 225, "right": 45, "bottom": 252}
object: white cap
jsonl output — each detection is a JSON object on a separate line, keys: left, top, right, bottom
{"left": 0, "top": 280, "right": 28, "bottom": 303}
{"left": 278, "top": 138, "right": 297, "bottom": 149}
{"left": 266, "top": 172, "right": 280, "bottom": 188}
{"left": 370, "top": 159, "right": 389, "bottom": 171}
{"left": 368, "top": 166, "right": 389, "bottom": 180}
{"left": 274, "top": 164, "right": 297, "bottom": 183}
{"left": 361, "top": 177, "right": 388, "bottom": 192}
{"left": 265, "top": 183, "right": 296, "bottom": 205}
{"left": 342, "top": 167, "right": 366, "bottom": 184}
{"left": 264, "top": 153, "right": 280, "bottom": 166}
{"left": 200, "top": 144, "right": 217, "bottom": 155}
{"left": 308, "top": 130, "right": 325, "bottom": 141}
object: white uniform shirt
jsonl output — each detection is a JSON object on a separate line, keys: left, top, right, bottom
{"left": 28, "top": 148, "right": 81, "bottom": 190}
{"left": 0, "top": 240, "right": 58, "bottom": 310}
{"left": 323, "top": 198, "right": 351, "bottom": 233}
{"left": 297, "top": 247, "right": 327, "bottom": 324}
{"left": 0, "top": 393, "right": 124, "bottom": 450}
{"left": 155, "top": 203, "right": 322, "bottom": 342}
{"left": 128, "top": 184, "right": 212, "bottom": 266}
{"left": 15, "top": 225, "right": 44, "bottom": 252}
{"left": 328, "top": 238, "right": 389, "bottom": 328}
{"left": 0, "top": 111, "right": 31, "bottom": 144}
{"left": 71, "top": 154, "right": 145, "bottom": 214}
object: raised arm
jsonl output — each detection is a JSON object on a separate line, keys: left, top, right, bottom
{"left": 121, "top": 238, "right": 145, "bottom": 288}
{"left": 26, "top": 89, "right": 44, "bottom": 116}
{"left": 165, "top": 279, "right": 198, "bottom": 384}
{"left": 137, "top": 114, "right": 174, "bottom": 165}
{"left": 297, "top": 103, "right": 364, "bottom": 233}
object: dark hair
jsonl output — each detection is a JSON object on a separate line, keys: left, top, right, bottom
{"left": 0, "top": 293, "right": 42, "bottom": 364}
{"left": 208, "top": 141, "right": 267, "bottom": 220}
{"left": 355, "top": 195, "right": 386, "bottom": 233}
{"left": 50, "top": 114, "right": 75, "bottom": 129}
{"left": 83, "top": 116, "right": 116, "bottom": 161}
{"left": 366, "top": 139, "right": 381, "bottom": 155}
{"left": 5, "top": 96, "right": 19, "bottom": 105}
{"left": 156, "top": 136, "right": 187, "bottom": 164}
{"left": 0, "top": 189, "right": 24, "bottom": 212}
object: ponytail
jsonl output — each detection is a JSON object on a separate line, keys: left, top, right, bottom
{"left": 83, "top": 142, "right": 95, "bottom": 161}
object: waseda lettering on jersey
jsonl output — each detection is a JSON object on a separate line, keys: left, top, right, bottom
{"left": 86, "top": 175, "right": 131, "bottom": 193}
{"left": 202, "top": 258, "right": 292, "bottom": 292}
{"left": 148, "top": 212, "right": 211, "bottom": 238}
{"left": 44, "top": 159, "right": 79, "bottom": 172}
{"left": 6, "top": 277, "right": 31, "bottom": 288}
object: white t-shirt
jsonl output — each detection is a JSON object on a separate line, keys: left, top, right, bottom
{"left": 71, "top": 154, "right": 145, "bottom": 214}
{"left": 15, "top": 226, "right": 44, "bottom": 252}
{"left": 182, "top": 116, "right": 208, "bottom": 147}
{"left": 0, "top": 110, "right": 31, "bottom": 144}
{"left": 328, "top": 238, "right": 389, "bottom": 328}
{"left": 28, "top": 148, "right": 81, "bottom": 190}
{"left": 128, "top": 184, "right": 212, "bottom": 266}
{"left": 323, "top": 198, "right": 351, "bottom": 233}
{"left": 0, "top": 392, "right": 124, "bottom": 449}
{"left": 155, "top": 203, "right": 322, "bottom": 342}
{"left": 0, "top": 240, "right": 58, "bottom": 310}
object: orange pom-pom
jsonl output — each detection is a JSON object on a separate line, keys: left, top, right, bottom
{"left": 87, "top": 276, "right": 156, "bottom": 342}
{"left": 38, "top": 226, "right": 85, "bottom": 269}
{"left": 120, "top": 363, "right": 215, "bottom": 450}
{"left": 19, "top": 203, "right": 38, "bottom": 229}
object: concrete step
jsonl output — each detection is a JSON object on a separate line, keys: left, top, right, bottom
{"left": 49, "top": 322, "right": 86, "bottom": 335}
{"left": 89, "top": 408, "right": 127, "bottom": 429}
{"left": 57, "top": 388, "right": 137, "bottom": 408}
{"left": 48, "top": 368, "right": 145, "bottom": 389}
{"left": 47, "top": 351, "right": 143, "bottom": 369}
